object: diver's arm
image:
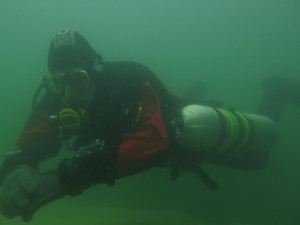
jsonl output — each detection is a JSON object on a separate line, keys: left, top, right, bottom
{"left": 0, "top": 93, "right": 63, "bottom": 221}
{"left": 0, "top": 93, "right": 62, "bottom": 184}
{"left": 56, "top": 81, "right": 169, "bottom": 192}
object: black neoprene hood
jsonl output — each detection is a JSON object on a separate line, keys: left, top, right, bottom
{"left": 48, "top": 30, "right": 97, "bottom": 74}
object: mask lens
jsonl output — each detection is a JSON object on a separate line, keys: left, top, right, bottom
{"left": 66, "top": 70, "right": 91, "bottom": 93}
{"left": 43, "top": 74, "right": 65, "bottom": 95}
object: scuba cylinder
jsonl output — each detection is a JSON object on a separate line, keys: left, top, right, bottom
{"left": 175, "top": 105, "right": 278, "bottom": 168}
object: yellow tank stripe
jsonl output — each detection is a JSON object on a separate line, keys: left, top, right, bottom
{"left": 217, "top": 109, "right": 240, "bottom": 154}
{"left": 233, "top": 111, "right": 251, "bottom": 152}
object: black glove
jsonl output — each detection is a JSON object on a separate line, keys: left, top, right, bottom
{"left": 20, "top": 170, "right": 67, "bottom": 222}
{"left": 57, "top": 146, "right": 117, "bottom": 195}
{"left": 0, "top": 165, "right": 66, "bottom": 222}
{"left": 0, "top": 164, "right": 38, "bottom": 219}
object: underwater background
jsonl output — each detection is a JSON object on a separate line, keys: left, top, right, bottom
{"left": 1, "top": 0, "right": 300, "bottom": 224}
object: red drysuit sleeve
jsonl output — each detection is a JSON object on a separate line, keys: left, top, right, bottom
{"left": 15, "top": 114, "right": 60, "bottom": 153}
{"left": 116, "top": 82, "right": 169, "bottom": 177}
{"left": 14, "top": 92, "right": 62, "bottom": 157}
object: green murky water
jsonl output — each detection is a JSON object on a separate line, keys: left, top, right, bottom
{"left": 0, "top": 0, "right": 300, "bottom": 224}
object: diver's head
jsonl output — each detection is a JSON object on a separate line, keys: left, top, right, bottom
{"left": 45, "top": 30, "right": 102, "bottom": 108}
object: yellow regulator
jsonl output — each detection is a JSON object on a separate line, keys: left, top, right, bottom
{"left": 58, "top": 108, "right": 87, "bottom": 130}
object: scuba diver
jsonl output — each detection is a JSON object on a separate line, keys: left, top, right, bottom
{"left": 0, "top": 29, "right": 296, "bottom": 222}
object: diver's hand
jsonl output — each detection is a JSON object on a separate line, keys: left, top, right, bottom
{"left": 0, "top": 164, "right": 38, "bottom": 219}
{"left": 0, "top": 166, "right": 67, "bottom": 222}
{"left": 20, "top": 170, "right": 67, "bottom": 222}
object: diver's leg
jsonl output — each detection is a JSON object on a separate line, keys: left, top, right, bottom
{"left": 257, "top": 76, "right": 300, "bottom": 123}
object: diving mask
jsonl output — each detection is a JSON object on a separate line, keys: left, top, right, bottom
{"left": 43, "top": 69, "right": 91, "bottom": 95}
{"left": 43, "top": 68, "right": 95, "bottom": 106}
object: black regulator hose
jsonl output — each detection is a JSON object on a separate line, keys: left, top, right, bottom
{"left": 31, "top": 84, "right": 56, "bottom": 120}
